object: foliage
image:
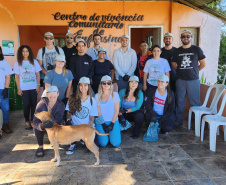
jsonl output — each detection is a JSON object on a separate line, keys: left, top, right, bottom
{"left": 205, "top": 1, "right": 226, "bottom": 15}
{"left": 201, "top": 72, "right": 211, "bottom": 85}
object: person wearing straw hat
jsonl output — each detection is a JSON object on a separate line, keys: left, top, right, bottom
{"left": 95, "top": 75, "right": 121, "bottom": 147}
{"left": 69, "top": 38, "right": 94, "bottom": 93}
{"left": 144, "top": 75, "right": 175, "bottom": 134}
{"left": 118, "top": 76, "right": 144, "bottom": 139}
{"left": 62, "top": 32, "right": 77, "bottom": 69}
{"left": 92, "top": 47, "right": 114, "bottom": 93}
{"left": 33, "top": 85, "right": 65, "bottom": 157}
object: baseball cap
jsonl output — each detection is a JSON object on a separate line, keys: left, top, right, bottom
{"left": 46, "top": 85, "right": 58, "bottom": 93}
{"left": 129, "top": 76, "right": 139, "bottom": 82}
{"left": 181, "top": 29, "right": 192, "bottom": 35}
{"left": 76, "top": 38, "right": 86, "bottom": 44}
{"left": 66, "top": 32, "right": 74, "bottom": 37}
{"left": 157, "top": 75, "right": 169, "bottom": 82}
{"left": 164, "top": 32, "right": 173, "bottom": 38}
{"left": 55, "top": 55, "right": 66, "bottom": 62}
{"left": 101, "top": 75, "right": 112, "bottom": 82}
{"left": 121, "top": 35, "right": 129, "bottom": 39}
{"left": 98, "top": 47, "right": 107, "bottom": 52}
{"left": 44, "top": 32, "right": 54, "bottom": 37}
{"left": 78, "top": 77, "right": 90, "bottom": 84}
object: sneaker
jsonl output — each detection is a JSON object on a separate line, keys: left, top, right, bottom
{"left": 66, "top": 144, "right": 76, "bottom": 155}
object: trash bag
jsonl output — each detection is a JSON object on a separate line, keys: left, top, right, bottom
{"left": 120, "top": 120, "right": 132, "bottom": 131}
{"left": 143, "top": 122, "right": 159, "bottom": 142}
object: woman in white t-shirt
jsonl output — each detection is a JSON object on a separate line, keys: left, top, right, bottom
{"left": 14, "top": 45, "right": 42, "bottom": 130}
{"left": 143, "top": 45, "right": 171, "bottom": 91}
{"left": 95, "top": 75, "right": 121, "bottom": 147}
{"left": 144, "top": 75, "right": 175, "bottom": 134}
{"left": 65, "top": 77, "right": 98, "bottom": 155}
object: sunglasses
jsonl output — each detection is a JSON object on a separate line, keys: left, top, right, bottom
{"left": 47, "top": 92, "right": 58, "bottom": 95}
{"left": 181, "top": 35, "right": 191, "bottom": 39}
{"left": 102, "top": 82, "right": 112, "bottom": 85}
{"left": 45, "top": 37, "right": 54, "bottom": 40}
{"left": 67, "top": 36, "right": 73, "bottom": 39}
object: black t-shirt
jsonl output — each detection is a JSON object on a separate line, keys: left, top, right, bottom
{"left": 161, "top": 47, "right": 177, "bottom": 66}
{"left": 172, "top": 45, "right": 206, "bottom": 80}
{"left": 69, "top": 54, "right": 94, "bottom": 82}
{"left": 93, "top": 59, "right": 114, "bottom": 84}
{"left": 62, "top": 46, "right": 77, "bottom": 69}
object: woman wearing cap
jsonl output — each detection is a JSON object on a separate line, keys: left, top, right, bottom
{"left": 33, "top": 86, "right": 65, "bottom": 157}
{"left": 143, "top": 45, "right": 171, "bottom": 91}
{"left": 14, "top": 45, "right": 42, "bottom": 129}
{"left": 95, "top": 75, "right": 121, "bottom": 147}
{"left": 44, "top": 55, "right": 73, "bottom": 105}
{"left": 65, "top": 77, "right": 98, "bottom": 155}
{"left": 92, "top": 47, "right": 114, "bottom": 93}
{"left": 118, "top": 76, "right": 144, "bottom": 139}
{"left": 144, "top": 75, "right": 175, "bottom": 134}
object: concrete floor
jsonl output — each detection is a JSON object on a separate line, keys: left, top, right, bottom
{"left": 0, "top": 110, "right": 226, "bottom": 185}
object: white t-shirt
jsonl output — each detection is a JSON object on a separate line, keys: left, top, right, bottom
{"left": 153, "top": 89, "right": 167, "bottom": 116}
{"left": 65, "top": 96, "right": 98, "bottom": 127}
{"left": 0, "top": 59, "right": 13, "bottom": 89}
{"left": 95, "top": 92, "right": 120, "bottom": 122}
{"left": 13, "top": 59, "right": 42, "bottom": 91}
{"left": 143, "top": 58, "right": 171, "bottom": 86}
{"left": 36, "top": 46, "right": 65, "bottom": 79}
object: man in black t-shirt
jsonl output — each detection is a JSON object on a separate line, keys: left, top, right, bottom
{"left": 172, "top": 29, "right": 206, "bottom": 127}
{"left": 161, "top": 32, "right": 177, "bottom": 92}
{"left": 62, "top": 32, "right": 77, "bottom": 69}
{"left": 69, "top": 38, "right": 94, "bottom": 92}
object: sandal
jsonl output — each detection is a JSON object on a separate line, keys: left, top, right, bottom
{"left": 36, "top": 147, "right": 45, "bottom": 157}
{"left": 25, "top": 122, "right": 32, "bottom": 130}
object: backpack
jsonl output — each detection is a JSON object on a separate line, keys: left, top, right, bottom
{"left": 42, "top": 46, "right": 60, "bottom": 58}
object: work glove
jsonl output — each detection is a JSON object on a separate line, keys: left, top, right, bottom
{"left": 119, "top": 115, "right": 127, "bottom": 127}
{"left": 123, "top": 75, "right": 130, "bottom": 81}
{"left": 2, "top": 88, "right": 8, "bottom": 99}
{"left": 120, "top": 108, "right": 127, "bottom": 114}
{"left": 102, "top": 123, "right": 108, "bottom": 133}
{"left": 41, "top": 120, "right": 54, "bottom": 130}
{"left": 106, "top": 122, "right": 114, "bottom": 133}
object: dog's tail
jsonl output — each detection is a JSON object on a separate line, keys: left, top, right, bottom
{"left": 94, "top": 130, "right": 110, "bottom": 136}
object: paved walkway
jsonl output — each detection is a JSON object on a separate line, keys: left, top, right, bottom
{"left": 0, "top": 110, "right": 226, "bottom": 185}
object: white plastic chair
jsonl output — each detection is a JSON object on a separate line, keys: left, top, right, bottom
{"left": 188, "top": 84, "right": 225, "bottom": 137}
{"left": 201, "top": 93, "right": 226, "bottom": 152}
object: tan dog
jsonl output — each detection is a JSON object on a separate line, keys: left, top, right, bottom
{"left": 35, "top": 111, "right": 109, "bottom": 167}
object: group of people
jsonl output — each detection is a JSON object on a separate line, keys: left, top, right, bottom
{"left": 0, "top": 29, "right": 206, "bottom": 158}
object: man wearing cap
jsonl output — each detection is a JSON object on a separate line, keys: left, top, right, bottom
{"left": 113, "top": 35, "right": 137, "bottom": 91}
{"left": 172, "top": 29, "right": 206, "bottom": 127}
{"left": 69, "top": 38, "right": 94, "bottom": 92}
{"left": 62, "top": 32, "right": 77, "bottom": 69}
{"left": 37, "top": 32, "right": 65, "bottom": 87}
{"left": 161, "top": 32, "right": 177, "bottom": 92}
{"left": 87, "top": 34, "right": 109, "bottom": 61}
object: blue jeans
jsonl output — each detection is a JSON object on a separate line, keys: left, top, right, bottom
{"left": 0, "top": 89, "right": 10, "bottom": 124}
{"left": 117, "top": 76, "right": 128, "bottom": 92}
{"left": 95, "top": 120, "right": 121, "bottom": 147}
{"left": 175, "top": 79, "right": 201, "bottom": 124}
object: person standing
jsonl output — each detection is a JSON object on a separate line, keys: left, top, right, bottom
{"left": 36, "top": 32, "right": 65, "bottom": 87}
{"left": 0, "top": 46, "right": 13, "bottom": 134}
{"left": 113, "top": 35, "right": 137, "bottom": 91}
{"left": 87, "top": 34, "right": 109, "bottom": 61}
{"left": 172, "top": 29, "right": 206, "bottom": 127}
{"left": 69, "top": 38, "right": 94, "bottom": 92}
{"left": 62, "top": 32, "right": 77, "bottom": 69}
{"left": 14, "top": 45, "right": 42, "bottom": 130}
{"left": 161, "top": 32, "right": 177, "bottom": 92}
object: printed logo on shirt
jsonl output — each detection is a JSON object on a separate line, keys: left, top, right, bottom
{"left": 179, "top": 53, "right": 194, "bottom": 69}
{"left": 21, "top": 64, "right": 35, "bottom": 83}
{"left": 72, "top": 53, "right": 76, "bottom": 55}
{"left": 154, "top": 97, "right": 165, "bottom": 105}
{"left": 65, "top": 78, "right": 69, "bottom": 84}
{"left": 75, "top": 106, "right": 89, "bottom": 119}
{"left": 43, "top": 52, "right": 57, "bottom": 71}
{"left": 149, "top": 64, "right": 163, "bottom": 82}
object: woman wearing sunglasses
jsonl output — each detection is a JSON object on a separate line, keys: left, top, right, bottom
{"left": 95, "top": 75, "right": 121, "bottom": 147}
{"left": 92, "top": 47, "right": 114, "bottom": 94}
{"left": 65, "top": 77, "right": 98, "bottom": 155}
{"left": 118, "top": 76, "right": 144, "bottom": 139}
{"left": 143, "top": 45, "right": 171, "bottom": 91}
{"left": 43, "top": 55, "right": 73, "bottom": 105}
{"left": 33, "top": 86, "right": 65, "bottom": 157}
{"left": 14, "top": 45, "right": 42, "bottom": 129}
